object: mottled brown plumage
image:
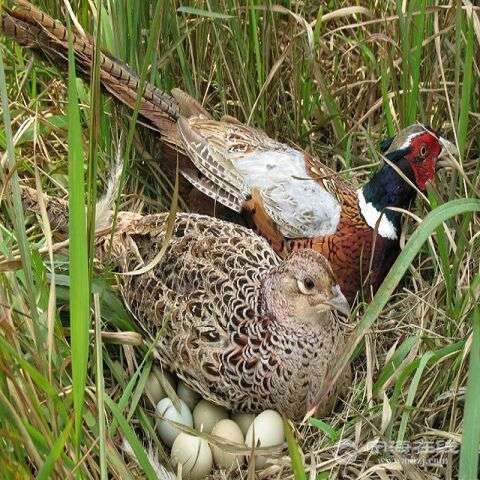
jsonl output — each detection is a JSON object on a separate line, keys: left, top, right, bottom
{"left": 21, "top": 187, "right": 352, "bottom": 420}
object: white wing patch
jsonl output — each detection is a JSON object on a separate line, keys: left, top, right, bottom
{"left": 233, "top": 149, "right": 341, "bottom": 238}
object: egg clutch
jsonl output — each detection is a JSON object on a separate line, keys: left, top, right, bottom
{"left": 145, "top": 367, "right": 287, "bottom": 478}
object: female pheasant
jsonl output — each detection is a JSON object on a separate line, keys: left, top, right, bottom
{"left": 2, "top": 1, "right": 457, "bottom": 302}
{"left": 21, "top": 187, "right": 351, "bottom": 420}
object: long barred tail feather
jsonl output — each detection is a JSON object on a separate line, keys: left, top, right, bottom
{"left": 1, "top": 1, "right": 182, "bottom": 141}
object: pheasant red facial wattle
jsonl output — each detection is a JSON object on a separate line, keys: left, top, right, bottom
{"left": 391, "top": 128, "right": 442, "bottom": 190}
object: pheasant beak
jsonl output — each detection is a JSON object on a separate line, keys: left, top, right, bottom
{"left": 437, "top": 137, "right": 459, "bottom": 168}
{"left": 324, "top": 285, "right": 350, "bottom": 317}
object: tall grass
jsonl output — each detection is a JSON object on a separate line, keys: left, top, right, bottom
{"left": 0, "top": 47, "right": 40, "bottom": 339}
{"left": 0, "top": 1, "right": 478, "bottom": 478}
{"left": 459, "top": 307, "right": 480, "bottom": 480}
{"left": 66, "top": 18, "right": 91, "bottom": 460}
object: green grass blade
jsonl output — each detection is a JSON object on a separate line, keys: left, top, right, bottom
{"left": 457, "top": 10, "right": 474, "bottom": 162}
{"left": 248, "top": 0, "right": 264, "bottom": 125}
{"left": 453, "top": 0, "right": 463, "bottom": 124}
{"left": 313, "top": 67, "right": 347, "bottom": 150}
{"left": 379, "top": 56, "right": 395, "bottom": 136}
{"left": 428, "top": 188, "right": 455, "bottom": 309}
{"left": 109, "top": 356, "right": 153, "bottom": 438}
{"left": 36, "top": 418, "right": 74, "bottom": 480}
{"left": 104, "top": 396, "right": 159, "bottom": 480}
{"left": 309, "top": 418, "right": 339, "bottom": 442}
{"left": 94, "top": 294, "right": 107, "bottom": 480}
{"left": 315, "top": 198, "right": 480, "bottom": 406}
{"left": 177, "top": 6, "right": 233, "bottom": 20}
{"left": 373, "top": 336, "right": 419, "bottom": 393}
{"left": 66, "top": 21, "right": 91, "bottom": 456}
{"left": 459, "top": 307, "right": 480, "bottom": 480}
{"left": 0, "top": 388, "right": 43, "bottom": 471}
{"left": 0, "top": 335, "right": 58, "bottom": 400}
{"left": 0, "top": 47, "right": 40, "bottom": 336}
{"left": 405, "top": 0, "right": 427, "bottom": 124}
{"left": 386, "top": 340, "right": 465, "bottom": 440}
{"left": 283, "top": 418, "right": 307, "bottom": 480}
{"left": 396, "top": 0, "right": 408, "bottom": 123}
{"left": 86, "top": 0, "right": 103, "bottom": 277}
{"left": 396, "top": 351, "right": 434, "bottom": 444}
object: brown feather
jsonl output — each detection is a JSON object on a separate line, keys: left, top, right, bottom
{"left": 22, "top": 186, "right": 353, "bottom": 420}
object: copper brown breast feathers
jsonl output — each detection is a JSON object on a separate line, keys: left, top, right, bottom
{"left": 2, "top": 2, "right": 458, "bottom": 302}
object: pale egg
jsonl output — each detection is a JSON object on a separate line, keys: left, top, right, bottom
{"left": 211, "top": 419, "right": 245, "bottom": 469}
{"left": 245, "top": 410, "right": 285, "bottom": 469}
{"left": 156, "top": 397, "right": 193, "bottom": 447}
{"left": 231, "top": 412, "right": 255, "bottom": 437}
{"left": 144, "top": 367, "right": 176, "bottom": 404}
{"left": 177, "top": 380, "right": 201, "bottom": 410}
{"left": 171, "top": 432, "right": 213, "bottom": 480}
{"left": 193, "top": 400, "right": 229, "bottom": 434}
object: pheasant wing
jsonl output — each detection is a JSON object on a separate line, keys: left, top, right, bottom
{"left": 178, "top": 117, "right": 345, "bottom": 238}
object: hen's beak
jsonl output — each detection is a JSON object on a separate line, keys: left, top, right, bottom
{"left": 437, "top": 137, "right": 459, "bottom": 167}
{"left": 324, "top": 285, "right": 350, "bottom": 317}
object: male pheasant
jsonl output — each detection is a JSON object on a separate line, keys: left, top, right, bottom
{"left": 2, "top": 1, "right": 457, "bottom": 302}
{"left": 21, "top": 187, "right": 352, "bottom": 420}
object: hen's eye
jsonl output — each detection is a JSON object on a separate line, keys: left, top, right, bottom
{"left": 419, "top": 144, "right": 428, "bottom": 157}
{"left": 304, "top": 277, "right": 315, "bottom": 290}
{"left": 297, "top": 276, "right": 317, "bottom": 294}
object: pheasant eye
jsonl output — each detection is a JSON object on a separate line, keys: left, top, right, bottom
{"left": 419, "top": 144, "right": 428, "bottom": 157}
{"left": 296, "top": 276, "right": 316, "bottom": 294}
{"left": 304, "top": 277, "right": 315, "bottom": 290}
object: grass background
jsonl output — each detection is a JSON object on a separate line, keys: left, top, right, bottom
{"left": 0, "top": 0, "right": 479, "bottom": 478}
